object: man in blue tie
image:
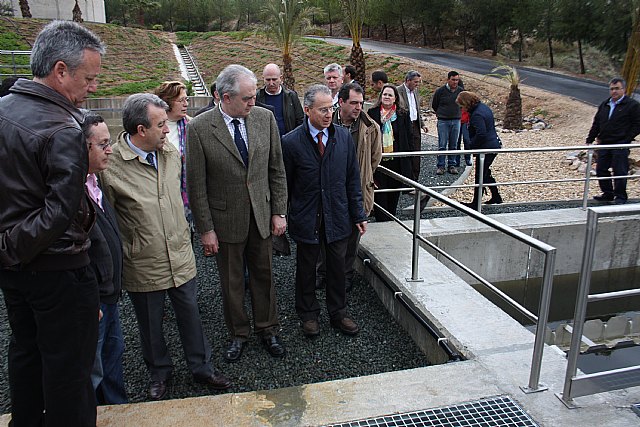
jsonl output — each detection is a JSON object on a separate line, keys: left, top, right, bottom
{"left": 586, "top": 77, "right": 640, "bottom": 204}
{"left": 100, "top": 93, "right": 231, "bottom": 401}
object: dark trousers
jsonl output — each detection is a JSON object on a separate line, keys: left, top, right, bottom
{"left": 92, "top": 302, "right": 128, "bottom": 405}
{"left": 128, "top": 278, "right": 213, "bottom": 382}
{"left": 471, "top": 153, "right": 499, "bottom": 202}
{"left": 296, "top": 234, "right": 349, "bottom": 322}
{"left": 374, "top": 158, "right": 403, "bottom": 222}
{"left": 317, "top": 224, "right": 361, "bottom": 285}
{"left": 596, "top": 147, "right": 629, "bottom": 201}
{"left": 216, "top": 212, "right": 278, "bottom": 340}
{"left": 0, "top": 267, "right": 99, "bottom": 427}
{"left": 411, "top": 120, "right": 422, "bottom": 180}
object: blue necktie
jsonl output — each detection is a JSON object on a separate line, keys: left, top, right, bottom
{"left": 231, "top": 119, "right": 249, "bottom": 167}
{"left": 146, "top": 152, "right": 156, "bottom": 170}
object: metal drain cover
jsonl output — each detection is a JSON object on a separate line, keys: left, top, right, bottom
{"left": 325, "top": 395, "right": 538, "bottom": 427}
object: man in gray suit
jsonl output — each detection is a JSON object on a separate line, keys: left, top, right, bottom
{"left": 187, "top": 64, "right": 288, "bottom": 362}
{"left": 397, "top": 70, "right": 428, "bottom": 180}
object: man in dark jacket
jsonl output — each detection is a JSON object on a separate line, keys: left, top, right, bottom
{"left": 282, "top": 84, "right": 367, "bottom": 338}
{"left": 586, "top": 77, "right": 640, "bottom": 204}
{"left": 256, "top": 63, "right": 304, "bottom": 136}
{"left": 82, "top": 112, "right": 128, "bottom": 405}
{"left": 0, "top": 21, "right": 105, "bottom": 426}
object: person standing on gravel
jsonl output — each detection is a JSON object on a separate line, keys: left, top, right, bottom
{"left": 397, "top": 70, "right": 428, "bottom": 181}
{"left": 432, "top": 71, "right": 463, "bottom": 176}
{"left": 0, "top": 21, "right": 104, "bottom": 426}
{"left": 586, "top": 77, "right": 640, "bottom": 205}
{"left": 324, "top": 63, "right": 344, "bottom": 108}
{"left": 101, "top": 93, "right": 231, "bottom": 401}
{"left": 282, "top": 84, "right": 367, "bottom": 338}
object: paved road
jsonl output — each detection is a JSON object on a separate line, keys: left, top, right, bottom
{"left": 316, "top": 37, "right": 611, "bottom": 106}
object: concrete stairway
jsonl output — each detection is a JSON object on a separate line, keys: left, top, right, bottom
{"left": 177, "top": 46, "right": 209, "bottom": 97}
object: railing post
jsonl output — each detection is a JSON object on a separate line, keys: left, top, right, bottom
{"left": 582, "top": 149, "right": 593, "bottom": 210}
{"left": 407, "top": 190, "right": 423, "bottom": 282}
{"left": 476, "top": 153, "right": 485, "bottom": 213}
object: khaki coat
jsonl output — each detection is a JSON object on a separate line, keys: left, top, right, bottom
{"left": 355, "top": 112, "right": 382, "bottom": 216}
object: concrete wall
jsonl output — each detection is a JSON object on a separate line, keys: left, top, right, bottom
{"left": 420, "top": 209, "right": 640, "bottom": 283}
{"left": 10, "top": 0, "right": 106, "bottom": 23}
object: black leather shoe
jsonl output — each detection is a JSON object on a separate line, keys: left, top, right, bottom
{"left": 149, "top": 380, "right": 168, "bottom": 400}
{"left": 594, "top": 194, "right": 614, "bottom": 202}
{"left": 224, "top": 339, "right": 245, "bottom": 362}
{"left": 486, "top": 196, "right": 503, "bottom": 204}
{"left": 614, "top": 198, "right": 627, "bottom": 205}
{"left": 263, "top": 335, "right": 286, "bottom": 357}
{"left": 195, "top": 371, "right": 232, "bottom": 390}
{"left": 315, "top": 276, "right": 326, "bottom": 290}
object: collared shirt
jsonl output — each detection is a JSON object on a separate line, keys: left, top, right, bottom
{"left": 265, "top": 85, "right": 283, "bottom": 96}
{"left": 308, "top": 118, "right": 328, "bottom": 146}
{"left": 126, "top": 134, "right": 157, "bottom": 168}
{"left": 608, "top": 95, "right": 625, "bottom": 119}
{"left": 220, "top": 104, "right": 248, "bottom": 149}
{"left": 85, "top": 173, "right": 103, "bottom": 211}
{"left": 404, "top": 84, "right": 418, "bottom": 121}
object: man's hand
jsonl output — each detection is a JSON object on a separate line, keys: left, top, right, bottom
{"left": 272, "top": 215, "right": 287, "bottom": 236}
{"left": 201, "top": 230, "right": 219, "bottom": 256}
{"left": 356, "top": 221, "right": 367, "bottom": 236}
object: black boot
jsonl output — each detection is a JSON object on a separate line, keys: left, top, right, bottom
{"left": 486, "top": 186, "right": 503, "bottom": 204}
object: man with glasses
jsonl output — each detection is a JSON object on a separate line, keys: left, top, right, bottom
{"left": 0, "top": 21, "right": 104, "bottom": 426}
{"left": 187, "top": 65, "right": 288, "bottom": 362}
{"left": 586, "top": 77, "right": 640, "bottom": 204}
{"left": 282, "top": 84, "right": 368, "bottom": 337}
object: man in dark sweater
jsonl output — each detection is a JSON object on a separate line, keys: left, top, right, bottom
{"left": 432, "top": 71, "right": 463, "bottom": 175}
{"left": 256, "top": 63, "right": 304, "bottom": 137}
{"left": 586, "top": 77, "right": 640, "bottom": 204}
{"left": 83, "top": 112, "right": 129, "bottom": 405}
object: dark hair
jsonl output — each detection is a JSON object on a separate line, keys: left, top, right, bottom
{"left": 374, "top": 83, "right": 407, "bottom": 114}
{"left": 0, "top": 77, "right": 18, "bottom": 97}
{"left": 371, "top": 70, "right": 388, "bottom": 84}
{"left": 609, "top": 77, "right": 626, "bottom": 89}
{"left": 338, "top": 82, "right": 364, "bottom": 102}
{"left": 448, "top": 71, "right": 459, "bottom": 79}
{"left": 122, "top": 93, "right": 168, "bottom": 135}
{"left": 81, "top": 110, "right": 105, "bottom": 142}
{"left": 344, "top": 65, "right": 357, "bottom": 80}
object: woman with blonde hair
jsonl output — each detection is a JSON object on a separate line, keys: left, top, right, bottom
{"left": 456, "top": 91, "right": 503, "bottom": 208}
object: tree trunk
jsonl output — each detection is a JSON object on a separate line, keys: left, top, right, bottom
{"left": 137, "top": 8, "right": 145, "bottom": 26}
{"left": 547, "top": 36, "right": 554, "bottom": 68}
{"left": 503, "top": 85, "right": 523, "bottom": 130}
{"left": 383, "top": 23, "right": 388, "bottom": 40}
{"left": 19, "top": 0, "right": 31, "bottom": 18}
{"left": 367, "top": 24, "right": 370, "bottom": 38}
{"left": 621, "top": 8, "right": 640, "bottom": 95}
{"left": 421, "top": 21, "right": 427, "bottom": 46}
{"left": 351, "top": 43, "right": 366, "bottom": 91}
{"left": 283, "top": 53, "right": 295, "bottom": 92}
{"left": 517, "top": 29, "right": 523, "bottom": 62}
{"left": 437, "top": 26, "right": 444, "bottom": 49}
{"left": 400, "top": 17, "right": 406, "bottom": 44}
{"left": 492, "top": 23, "right": 498, "bottom": 56}
{"left": 72, "top": 0, "right": 83, "bottom": 22}
{"left": 577, "top": 38, "right": 585, "bottom": 74}
{"left": 462, "top": 29, "right": 468, "bottom": 53}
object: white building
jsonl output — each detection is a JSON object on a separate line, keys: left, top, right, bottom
{"left": 10, "top": 0, "right": 106, "bottom": 23}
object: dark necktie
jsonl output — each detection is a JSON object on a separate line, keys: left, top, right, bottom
{"left": 317, "top": 132, "right": 324, "bottom": 157}
{"left": 146, "top": 152, "right": 156, "bottom": 170}
{"left": 231, "top": 119, "right": 249, "bottom": 167}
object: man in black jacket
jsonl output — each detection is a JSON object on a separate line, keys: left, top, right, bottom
{"left": 0, "top": 21, "right": 105, "bottom": 426}
{"left": 256, "top": 63, "right": 304, "bottom": 137}
{"left": 83, "top": 112, "right": 129, "bottom": 405}
{"left": 586, "top": 78, "right": 640, "bottom": 204}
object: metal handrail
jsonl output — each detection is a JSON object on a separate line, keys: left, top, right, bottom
{"left": 556, "top": 204, "right": 640, "bottom": 408}
{"left": 374, "top": 166, "right": 557, "bottom": 393}
{"left": 0, "top": 50, "right": 32, "bottom": 78}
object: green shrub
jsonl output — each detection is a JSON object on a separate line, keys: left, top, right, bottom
{"left": 152, "top": 24, "right": 163, "bottom": 31}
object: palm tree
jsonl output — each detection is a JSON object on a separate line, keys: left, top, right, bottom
{"left": 487, "top": 64, "right": 523, "bottom": 130}
{"left": 19, "top": 0, "right": 31, "bottom": 18}
{"left": 72, "top": 0, "right": 83, "bottom": 22}
{"left": 621, "top": 5, "right": 640, "bottom": 95}
{"left": 339, "top": 0, "right": 367, "bottom": 89}
{"left": 262, "top": 0, "right": 321, "bottom": 91}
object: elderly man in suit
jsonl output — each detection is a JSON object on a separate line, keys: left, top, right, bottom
{"left": 397, "top": 70, "right": 428, "bottom": 180}
{"left": 100, "top": 93, "right": 231, "bottom": 401}
{"left": 187, "top": 64, "right": 288, "bottom": 362}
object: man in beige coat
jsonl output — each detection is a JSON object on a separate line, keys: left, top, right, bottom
{"left": 186, "top": 65, "right": 288, "bottom": 362}
{"left": 100, "top": 93, "right": 231, "bottom": 401}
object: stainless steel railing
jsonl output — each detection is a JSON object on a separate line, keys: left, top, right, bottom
{"left": 555, "top": 204, "right": 640, "bottom": 408}
{"left": 0, "top": 50, "right": 31, "bottom": 78}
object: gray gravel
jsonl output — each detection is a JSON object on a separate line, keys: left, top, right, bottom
{"left": 0, "top": 134, "right": 581, "bottom": 413}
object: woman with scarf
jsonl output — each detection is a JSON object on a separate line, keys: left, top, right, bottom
{"left": 154, "top": 81, "right": 194, "bottom": 231}
{"left": 368, "top": 84, "right": 414, "bottom": 222}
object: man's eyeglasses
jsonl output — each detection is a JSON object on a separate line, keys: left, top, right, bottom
{"left": 96, "top": 140, "right": 113, "bottom": 151}
{"left": 317, "top": 106, "right": 335, "bottom": 115}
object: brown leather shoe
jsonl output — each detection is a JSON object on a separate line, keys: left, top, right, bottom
{"left": 149, "top": 380, "right": 168, "bottom": 400}
{"left": 195, "top": 371, "right": 232, "bottom": 390}
{"left": 331, "top": 317, "right": 359, "bottom": 335}
{"left": 302, "top": 319, "right": 320, "bottom": 337}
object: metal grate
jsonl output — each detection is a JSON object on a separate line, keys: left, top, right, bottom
{"left": 325, "top": 395, "right": 539, "bottom": 427}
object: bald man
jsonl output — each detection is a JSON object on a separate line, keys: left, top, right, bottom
{"left": 256, "top": 63, "right": 304, "bottom": 136}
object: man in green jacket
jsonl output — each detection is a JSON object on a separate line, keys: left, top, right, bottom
{"left": 100, "top": 93, "right": 231, "bottom": 401}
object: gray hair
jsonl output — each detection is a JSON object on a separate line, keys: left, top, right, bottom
{"left": 609, "top": 77, "right": 626, "bottom": 89}
{"left": 323, "top": 63, "right": 343, "bottom": 76}
{"left": 405, "top": 70, "right": 421, "bottom": 81}
{"left": 122, "top": 93, "right": 168, "bottom": 135}
{"left": 216, "top": 64, "right": 257, "bottom": 99}
{"left": 304, "top": 84, "right": 332, "bottom": 108}
{"left": 30, "top": 20, "right": 105, "bottom": 78}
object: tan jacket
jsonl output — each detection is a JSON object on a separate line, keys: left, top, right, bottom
{"left": 396, "top": 83, "right": 424, "bottom": 128}
{"left": 355, "top": 112, "right": 382, "bottom": 215}
{"left": 99, "top": 132, "right": 196, "bottom": 293}
{"left": 186, "top": 106, "right": 288, "bottom": 243}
